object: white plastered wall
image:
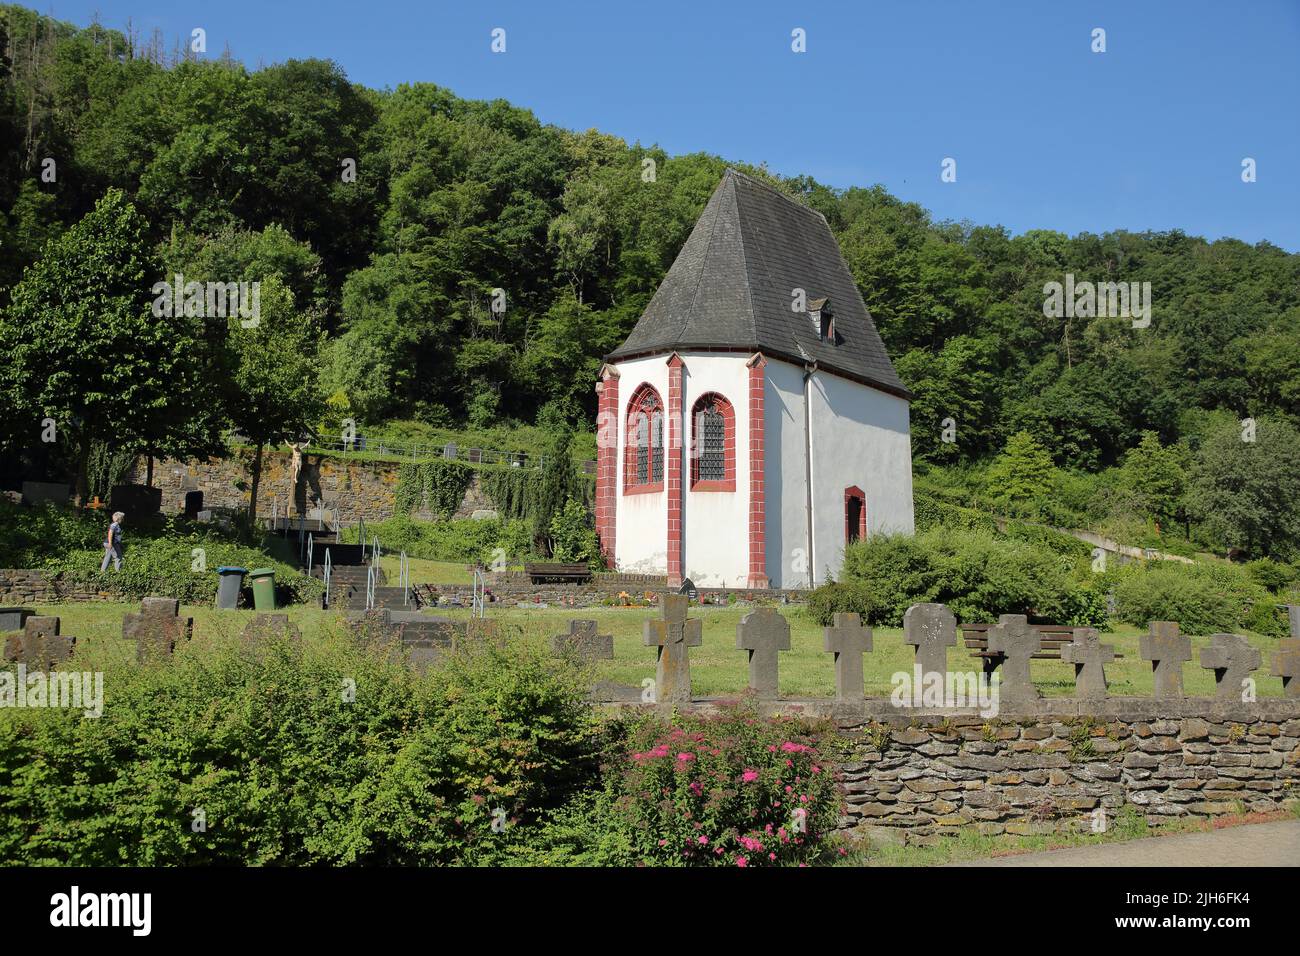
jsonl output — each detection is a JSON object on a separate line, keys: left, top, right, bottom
{"left": 612, "top": 355, "right": 669, "bottom": 574}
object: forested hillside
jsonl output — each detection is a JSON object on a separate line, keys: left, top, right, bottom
{"left": 2, "top": 6, "right": 1298, "bottom": 555}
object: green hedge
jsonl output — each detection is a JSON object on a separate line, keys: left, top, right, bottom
{"left": 342, "top": 515, "right": 536, "bottom": 564}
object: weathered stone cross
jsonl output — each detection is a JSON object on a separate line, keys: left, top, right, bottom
{"left": 1199, "top": 633, "right": 1261, "bottom": 699}
{"left": 123, "top": 597, "right": 194, "bottom": 661}
{"left": 554, "top": 619, "right": 614, "bottom": 660}
{"left": 643, "top": 593, "right": 701, "bottom": 703}
{"left": 1060, "top": 627, "right": 1115, "bottom": 699}
{"left": 822, "top": 612, "right": 872, "bottom": 702}
{"left": 734, "top": 607, "right": 790, "bottom": 699}
{"left": 1272, "top": 639, "right": 1300, "bottom": 698}
{"left": 903, "top": 603, "right": 956, "bottom": 682}
{"left": 3, "top": 615, "right": 76, "bottom": 668}
{"left": 1138, "top": 621, "right": 1192, "bottom": 699}
{"left": 985, "top": 614, "right": 1041, "bottom": 703}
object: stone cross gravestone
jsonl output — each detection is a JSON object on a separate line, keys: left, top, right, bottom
{"left": 822, "top": 612, "right": 872, "bottom": 702}
{"left": 1199, "top": 633, "right": 1262, "bottom": 699}
{"left": 1060, "top": 627, "right": 1115, "bottom": 699}
{"left": 242, "top": 613, "right": 302, "bottom": 647}
{"left": 643, "top": 593, "right": 702, "bottom": 703}
{"left": 903, "top": 603, "right": 956, "bottom": 682}
{"left": 1139, "top": 621, "right": 1192, "bottom": 699}
{"left": 1272, "top": 639, "right": 1300, "bottom": 698}
{"left": 3, "top": 616, "right": 75, "bottom": 668}
{"left": 123, "top": 597, "right": 194, "bottom": 661}
{"left": 735, "top": 607, "right": 790, "bottom": 699}
{"left": 985, "top": 614, "right": 1041, "bottom": 703}
{"left": 554, "top": 619, "right": 614, "bottom": 660}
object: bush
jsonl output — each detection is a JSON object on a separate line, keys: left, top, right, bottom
{"left": 805, "top": 580, "right": 875, "bottom": 627}
{"left": 1245, "top": 558, "right": 1298, "bottom": 594}
{"left": 548, "top": 499, "right": 601, "bottom": 568}
{"left": 0, "top": 627, "right": 598, "bottom": 865}
{"left": 836, "top": 529, "right": 1077, "bottom": 626}
{"left": 541, "top": 704, "right": 843, "bottom": 867}
{"left": 0, "top": 500, "right": 320, "bottom": 604}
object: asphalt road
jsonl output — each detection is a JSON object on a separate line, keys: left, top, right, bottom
{"left": 946, "top": 819, "right": 1300, "bottom": 866}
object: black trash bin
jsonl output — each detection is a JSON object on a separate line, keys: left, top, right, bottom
{"left": 216, "top": 566, "right": 248, "bottom": 610}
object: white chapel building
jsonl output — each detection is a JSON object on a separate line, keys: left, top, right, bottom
{"left": 594, "top": 169, "right": 914, "bottom": 589}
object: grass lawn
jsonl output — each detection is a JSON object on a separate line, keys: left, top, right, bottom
{"left": 25, "top": 599, "right": 1290, "bottom": 699}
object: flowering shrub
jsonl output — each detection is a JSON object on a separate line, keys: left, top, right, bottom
{"left": 607, "top": 703, "right": 843, "bottom": 866}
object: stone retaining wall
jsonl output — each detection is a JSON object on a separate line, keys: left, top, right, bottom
{"left": 126, "top": 452, "right": 493, "bottom": 522}
{"left": 638, "top": 697, "right": 1300, "bottom": 841}
{"left": 420, "top": 572, "right": 808, "bottom": 608}
{"left": 0, "top": 569, "right": 121, "bottom": 604}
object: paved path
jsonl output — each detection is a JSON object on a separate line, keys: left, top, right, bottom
{"left": 946, "top": 819, "right": 1300, "bottom": 867}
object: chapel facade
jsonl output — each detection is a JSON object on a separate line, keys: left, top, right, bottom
{"left": 595, "top": 169, "right": 914, "bottom": 589}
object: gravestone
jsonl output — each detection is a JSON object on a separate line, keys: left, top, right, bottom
{"left": 1060, "top": 628, "right": 1115, "bottom": 699}
{"left": 735, "top": 607, "right": 790, "bottom": 699}
{"left": 822, "top": 612, "right": 872, "bottom": 702}
{"left": 0, "top": 607, "right": 35, "bottom": 633}
{"left": 1139, "top": 621, "right": 1192, "bottom": 699}
{"left": 21, "top": 482, "right": 70, "bottom": 507}
{"left": 1199, "top": 633, "right": 1261, "bottom": 699}
{"left": 643, "top": 593, "right": 702, "bottom": 703}
{"left": 109, "top": 484, "right": 163, "bottom": 518}
{"left": 241, "top": 613, "right": 302, "bottom": 647}
{"left": 678, "top": 578, "right": 698, "bottom": 603}
{"left": 183, "top": 491, "right": 204, "bottom": 519}
{"left": 3, "top": 616, "right": 75, "bottom": 668}
{"left": 903, "top": 603, "right": 957, "bottom": 682}
{"left": 985, "top": 614, "right": 1041, "bottom": 703}
{"left": 123, "top": 597, "right": 194, "bottom": 661}
{"left": 1285, "top": 605, "right": 1300, "bottom": 639}
{"left": 553, "top": 620, "right": 613, "bottom": 660}
{"left": 1272, "top": 639, "right": 1300, "bottom": 698}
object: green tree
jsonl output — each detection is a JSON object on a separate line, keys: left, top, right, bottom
{"left": 224, "top": 275, "right": 324, "bottom": 522}
{"left": 0, "top": 189, "right": 207, "bottom": 501}
{"left": 1117, "top": 431, "right": 1187, "bottom": 530}
{"left": 984, "top": 431, "right": 1056, "bottom": 515}
{"left": 1186, "top": 417, "right": 1300, "bottom": 557}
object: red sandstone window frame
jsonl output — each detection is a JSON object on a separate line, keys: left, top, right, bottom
{"left": 623, "top": 383, "right": 665, "bottom": 495}
{"left": 690, "top": 392, "right": 736, "bottom": 492}
{"left": 845, "top": 485, "right": 867, "bottom": 544}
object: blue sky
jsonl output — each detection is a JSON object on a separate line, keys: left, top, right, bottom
{"left": 45, "top": 0, "right": 1300, "bottom": 250}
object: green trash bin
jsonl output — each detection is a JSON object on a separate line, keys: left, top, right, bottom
{"left": 249, "top": 567, "right": 277, "bottom": 611}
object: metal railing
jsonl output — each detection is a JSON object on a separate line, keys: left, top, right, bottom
{"left": 471, "top": 569, "right": 486, "bottom": 619}
{"left": 399, "top": 551, "right": 410, "bottom": 607}
{"left": 306, "top": 532, "right": 314, "bottom": 575}
{"left": 323, "top": 548, "right": 332, "bottom": 609}
{"left": 365, "top": 563, "right": 376, "bottom": 611}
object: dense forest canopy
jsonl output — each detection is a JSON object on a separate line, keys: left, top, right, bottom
{"left": 2, "top": 5, "right": 1298, "bottom": 552}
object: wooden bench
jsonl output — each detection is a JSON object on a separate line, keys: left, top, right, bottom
{"left": 961, "top": 623, "right": 1124, "bottom": 675}
{"left": 524, "top": 562, "right": 592, "bottom": 584}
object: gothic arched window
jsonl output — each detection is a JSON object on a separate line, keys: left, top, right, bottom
{"left": 624, "top": 384, "right": 664, "bottom": 493}
{"left": 690, "top": 392, "right": 736, "bottom": 491}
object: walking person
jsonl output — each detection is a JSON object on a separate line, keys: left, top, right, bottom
{"left": 100, "top": 511, "right": 125, "bottom": 572}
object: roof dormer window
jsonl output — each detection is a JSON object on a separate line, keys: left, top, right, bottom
{"left": 808, "top": 296, "right": 834, "bottom": 344}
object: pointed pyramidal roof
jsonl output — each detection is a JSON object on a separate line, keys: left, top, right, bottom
{"left": 607, "top": 168, "right": 910, "bottom": 399}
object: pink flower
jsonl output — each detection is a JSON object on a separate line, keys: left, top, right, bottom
{"left": 780, "top": 741, "right": 812, "bottom": 753}
{"left": 714, "top": 846, "right": 724, "bottom": 855}
{"left": 769, "top": 853, "right": 777, "bottom": 861}
{"left": 736, "top": 856, "right": 749, "bottom": 868}
{"left": 800, "top": 795, "right": 808, "bottom": 803}
{"left": 785, "top": 785, "right": 792, "bottom": 793}
{"left": 676, "top": 753, "right": 695, "bottom": 762}
{"left": 766, "top": 745, "right": 777, "bottom": 752}
{"left": 741, "top": 769, "right": 759, "bottom": 783}
{"left": 658, "top": 839, "right": 667, "bottom": 846}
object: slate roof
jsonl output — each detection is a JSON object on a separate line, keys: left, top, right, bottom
{"left": 607, "top": 168, "right": 910, "bottom": 399}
